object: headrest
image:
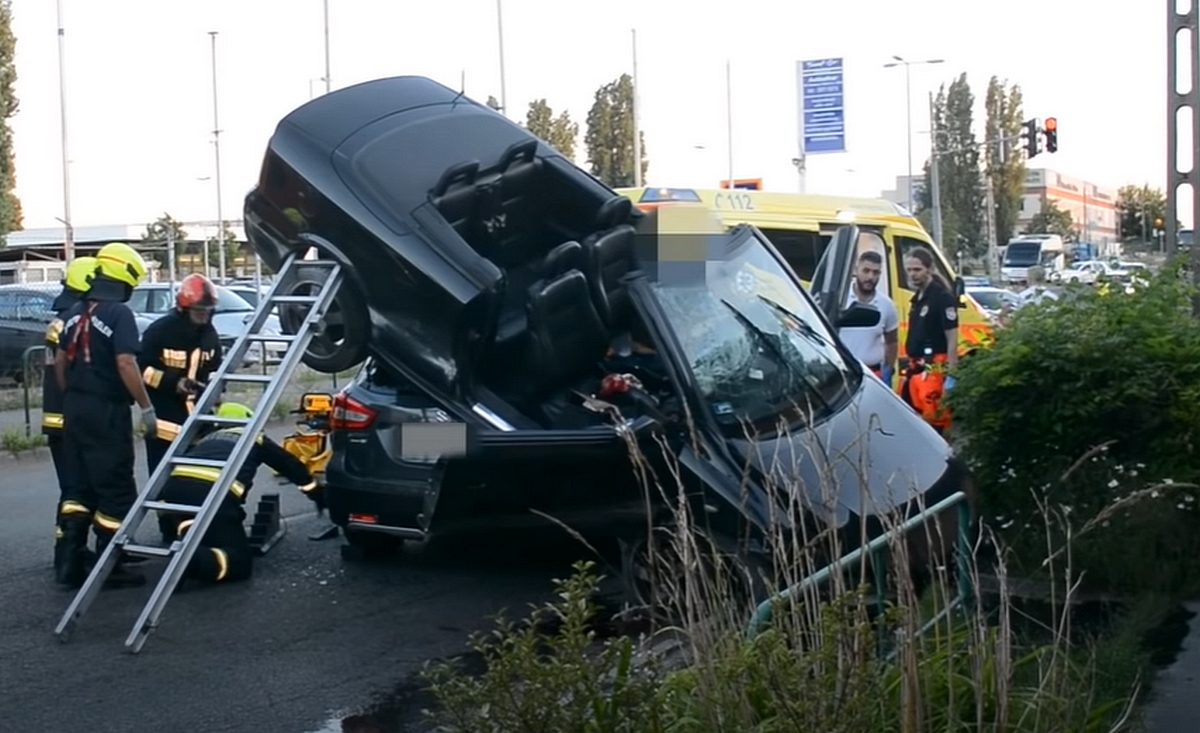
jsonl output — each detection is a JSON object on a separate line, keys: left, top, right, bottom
{"left": 433, "top": 160, "right": 480, "bottom": 197}
{"left": 543, "top": 241, "right": 585, "bottom": 278}
{"left": 501, "top": 139, "right": 538, "bottom": 168}
{"left": 595, "top": 197, "right": 633, "bottom": 230}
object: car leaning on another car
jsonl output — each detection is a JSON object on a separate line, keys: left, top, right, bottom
{"left": 128, "top": 282, "right": 287, "bottom": 365}
{"left": 243, "top": 75, "right": 977, "bottom": 600}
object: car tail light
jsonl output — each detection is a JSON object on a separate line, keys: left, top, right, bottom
{"left": 331, "top": 391, "right": 377, "bottom": 430}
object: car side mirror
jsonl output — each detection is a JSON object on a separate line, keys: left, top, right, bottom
{"left": 837, "top": 303, "right": 882, "bottom": 329}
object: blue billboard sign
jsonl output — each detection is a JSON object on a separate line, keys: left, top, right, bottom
{"left": 797, "top": 58, "right": 846, "bottom": 154}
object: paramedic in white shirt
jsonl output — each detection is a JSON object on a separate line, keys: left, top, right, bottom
{"left": 838, "top": 249, "right": 900, "bottom": 384}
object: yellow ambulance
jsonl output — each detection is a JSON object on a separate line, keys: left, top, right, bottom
{"left": 614, "top": 186, "right": 996, "bottom": 356}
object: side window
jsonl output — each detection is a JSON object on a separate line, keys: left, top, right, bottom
{"left": 756, "top": 228, "right": 826, "bottom": 281}
{"left": 147, "top": 289, "right": 171, "bottom": 313}
{"left": 127, "top": 288, "right": 150, "bottom": 314}
{"left": 0, "top": 292, "right": 17, "bottom": 319}
{"left": 17, "top": 294, "right": 55, "bottom": 321}
{"left": 895, "top": 235, "right": 954, "bottom": 292}
{"left": 854, "top": 230, "right": 890, "bottom": 297}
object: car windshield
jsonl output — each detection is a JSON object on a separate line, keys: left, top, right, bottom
{"left": 1004, "top": 242, "right": 1041, "bottom": 266}
{"left": 969, "top": 289, "right": 1010, "bottom": 310}
{"left": 647, "top": 226, "right": 858, "bottom": 434}
{"left": 213, "top": 286, "right": 253, "bottom": 313}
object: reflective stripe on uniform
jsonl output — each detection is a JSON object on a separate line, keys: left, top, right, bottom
{"left": 212, "top": 548, "right": 230, "bottom": 581}
{"left": 177, "top": 519, "right": 195, "bottom": 535}
{"left": 155, "top": 420, "right": 182, "bottom": 442}
{"left": 93, "top": 512, "right": 122, "bottom": 531}
{"left": 169, "top": 465, "right": 246, "bottom": 499}
{"left": 60, "top": 500, "right": 91, "bottom": 516}
{"left": 162, "top": 349, "right": 188, "bottom": 369}
{"left": 42, "top": 412, "right": 64, "bottom": 430}
{"left": 143, "top": 366, "right": 164, "bottom": 389}
{"left": 298, "top": 481, "right": 318, "bottom": 494}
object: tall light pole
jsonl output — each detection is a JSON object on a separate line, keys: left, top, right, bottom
{"left": 631, "top": 29, "right": 641, "bottom": 187}
{"left": 726, "top": 60, "right": 734, "bottom": 186}
{"left": 322, "top": 0, "right": 331, "bottom": 93}
{"left": 55, "top": 0, "right": 74, "bottom": 261}
{"left": 496, "top": 0, "right": 508, "bottom": 115}
{"left": 209, "top": 31, "right": 224, "bottom": 280}
{"left": 883, "top": 55, "right": 944, "bottom": 212}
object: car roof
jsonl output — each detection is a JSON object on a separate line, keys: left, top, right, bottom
{"left": 0, "top": 282, "right": 61, "bottom": 294}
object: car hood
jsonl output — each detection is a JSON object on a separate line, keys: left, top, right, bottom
{"left": 726, "top": 375, "right": 953, "bottom": 528}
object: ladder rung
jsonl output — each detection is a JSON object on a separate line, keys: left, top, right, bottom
{"left": 122, "top": 544, "right": 174, "bottom": 559}
{"left": 168, "top": 457, "right": 228, "bottom": 470}
{"left": 293, "top": 259, "right": 339, "bottom": 268}
{"left": 270, "top": 295, "right": 321, "bottom": 304}
{"left": 220, "top": 373, "right": 274, "bottom": 384}
{"left": 246, "top": 334, "right": 297, "bottom": 342}
{"left": 194, "top": 414, "right": 250, "bottom": 426}
{"left": 143, "top": 500, "right": 201, "bottom": 514}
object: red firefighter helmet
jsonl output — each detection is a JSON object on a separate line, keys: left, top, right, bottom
{"left": 176, "top": 274, "right": 218, "bottom": 311}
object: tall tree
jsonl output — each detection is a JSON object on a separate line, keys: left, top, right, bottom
{"left": 1022, "top": 197, "right": 1076, "bottom": 239}
{"left": 523, "top": 99, "right": 580, "bottom": 161}
{"left": 584, "top": 74, "right": 648, "bottom": 187}
{"left": 0, "top": 0, "right": 21, "bottom": 242}
{"left": 141, "top": 213, "right": 189, "bottom": 274}
{"left": 984, "top": 77, "right": 1026, "bottom": 245}
{"left": 1116, "top": 184, "right": 1168, "bottom": 242}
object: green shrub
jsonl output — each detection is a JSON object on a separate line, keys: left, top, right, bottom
{"left": 946, "top": 266, "right": 1200, "bottom": 592}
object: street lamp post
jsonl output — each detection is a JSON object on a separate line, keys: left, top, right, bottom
{"left": 209, "top": 31, "right": 225, "bottom": 280}
{"left": 883, "top": 55, "right": 944, "bottom": 212}
{"left": 496, "top": 0, "right": 508, "bottom": 115}
{"left": 322, "top": 0, "right": 331, "bottom": 94}
{"left": 55, "top": 0, "right": 74, "bottom": 262}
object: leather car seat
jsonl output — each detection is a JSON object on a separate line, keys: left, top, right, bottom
{"left": 586, "top": 226, "right": 637, "bottom": 327}
{"left": 524, "top": 270, "right": 609, "bottom": 413}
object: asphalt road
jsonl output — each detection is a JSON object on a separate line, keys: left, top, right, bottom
{"left": 0, "top": 423, "right": 582, "bottom": 733}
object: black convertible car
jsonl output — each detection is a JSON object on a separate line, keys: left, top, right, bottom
{"left": 244, "top": 76, "right": 972, "bottom": 588}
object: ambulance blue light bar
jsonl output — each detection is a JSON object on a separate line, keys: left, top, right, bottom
{"left": 638, "top": 188, "right": 703, "bottom": 203}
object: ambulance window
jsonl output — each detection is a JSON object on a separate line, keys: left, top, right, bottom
{"left": 854, "top": 231, "right": 889, "bottom": 296}
{"left": 756, "top": 228, "right": 824, "bottom": 281}
{"left": 895, "top": 236, "right": 954, "bottom": 292}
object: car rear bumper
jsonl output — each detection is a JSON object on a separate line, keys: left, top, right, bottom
{"left": 323, "top": 452, "right": 429, "bottom": 533}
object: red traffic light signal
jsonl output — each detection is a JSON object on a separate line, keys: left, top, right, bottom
{"left": 1044, "top": 117, "right": 1058, "bottom": 153}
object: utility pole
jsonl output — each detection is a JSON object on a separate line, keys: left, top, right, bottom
{"left": 496, "top": 0, "right": 508, "bottom": 115}
{"left": 928, "top": 92, "right": 944, "bottom": 249}
{"left": 322, "top": 0, "right": 331, "bottom": 94}
{"left": 166, "top": 227, "right": 177, "bottom": 284}
{"left": 726, "top": 60, "right": 734, "bottom": 186}
{"left": 984, "top": 174, "right": 999, "bottom": 280}
{"left": 55, "top": 0, "right": 74, "bottom": 262}
{"left": 209, "top": 31, "right": 224, "bottom": 280}
{"left": 631, "top": 29, "right": 641, "bottom": 188}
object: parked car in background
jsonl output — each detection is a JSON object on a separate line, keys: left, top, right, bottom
{"left": 965, "top": 285, "right": 1023, "bottom": 324}
{"left": 0, "top": 283, "right": 58, "bottom": 383}
{"left": 128, "top": 282, "right": 287, "bottom": 365}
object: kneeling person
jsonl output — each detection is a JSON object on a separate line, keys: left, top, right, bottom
{"left": 158, "top": 402, "right": 324, "bottom": 584}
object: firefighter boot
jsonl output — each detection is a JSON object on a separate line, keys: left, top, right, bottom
{"left": 93, "top": 532, "right": 147, "bottom": 590}
{"left": 53, "top": 516, "right": 92, "bottom": 589}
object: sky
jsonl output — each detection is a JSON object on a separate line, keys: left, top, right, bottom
{"left": 7, "top": 0, "right": 1170, "bottom": 231}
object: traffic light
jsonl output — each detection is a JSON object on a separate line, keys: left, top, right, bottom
{"left": 1021, "top": 119, "right": 1041, "bottom": 159}
{"left": 1044, "top": 117, "right": 1058, "bottom": 153}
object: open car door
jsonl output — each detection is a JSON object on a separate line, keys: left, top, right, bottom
{"left": 809, "top": 224, "right": 860, "bottom": 326}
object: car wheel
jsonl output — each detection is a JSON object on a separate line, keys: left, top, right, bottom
{"left": 620, "top": 524, "right": 771, "bottom": 620}
{"left": 277, "top": 262, "right": 370, "bottom": 374}
{"left": 340, "top": 528, "right": 404, "bottom": 562}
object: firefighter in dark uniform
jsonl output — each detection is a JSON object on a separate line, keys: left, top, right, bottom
{"left": 157, "top": 402, "right": 325, "bottom": 585}
{"left": 138, "top": 273, "right": 223, "bottom": 476}
{"left": 898, "top": 246, "right": 960, "bottom": 436}
{"left": 53, "top": 242, "right": 157, "bottom": 590}
{"left": 42, "top": 256, "right": 97, "bottom": 527}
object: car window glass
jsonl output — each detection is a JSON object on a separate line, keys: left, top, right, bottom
{"left": 755, "top": 228, "right": 826, "bottom": 281}
{"left": 854, "top": 230, "right": 889, "bottom": 297}
{"left": 895, "top": 235, "right": 954, "bottom": 291}
{"left": 127, "top": 288, "right": 150, "bottom": 313}
{"left": 214, "top": 287, "right": 253, "bottom": 312}
{"left": 0, "top": 292, "right": 17, "bottom": 319}
{"left": 17, "top": 294, "right": 54, "bottom": 321}
{"left": 148, "top": 288, "right": 171, "bottom": 313}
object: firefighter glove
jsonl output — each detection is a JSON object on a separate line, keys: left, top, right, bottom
{"left": 139, "top": 406, "right": 158, "bottom": 436}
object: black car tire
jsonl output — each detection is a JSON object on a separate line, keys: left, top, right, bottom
{"left": 278, "top": 263, "right": 370, "bottom": 374}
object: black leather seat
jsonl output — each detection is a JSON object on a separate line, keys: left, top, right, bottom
{"left": 430, "top": 160, "right": 482, "bottom": 250}
{"left": 587, "top": 225, "right": 637, "bottom": 327}
{"left": 493, "top": 241, "right": 588, "bottom": 347}
{"left": 525, "top": 269, "right": 609, "bottom": 402}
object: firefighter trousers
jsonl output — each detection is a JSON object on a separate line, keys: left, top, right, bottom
{"left": 57, "top": 391, "right": 138, "bottom": 541}
{"left": 145, "top": 434, "right": 172, "bottom": 478}
{"left": 46, "top": 431, "right": 71, "bottom": 522}
{"left": 158, "top": 476, "right": 254, "bottom": 584}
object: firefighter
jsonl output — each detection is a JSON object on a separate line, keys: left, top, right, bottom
{"left": 898, "top": 246, "right": 960, "bottom": 436}
{"left": 157, "top": 402, "right": 325, "bottom": 585}
{"left": 53, "top": 242, "right": 156, "bottom": 589}
{"left": 42, "top": 256, "right": 97, "bottom": 529}
{"left": 138, "top": 274, "right": 223, "bottom": 475}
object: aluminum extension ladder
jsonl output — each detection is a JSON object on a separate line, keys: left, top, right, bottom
{"left": 54, "top": 253, "right": 343, "bottom": 653}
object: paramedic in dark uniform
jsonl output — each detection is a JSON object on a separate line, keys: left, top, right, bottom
{"left": 898, "top": 246, "right": 959, "bottom": 436}
{"left": 42, "top": 256, "right": 97, "bottom": 531}
{"left": 52, "top": 242, "right": 157, "bottom": 590}
{"left": 157, "top": 402, "right": 324, "bottom": 585}
{"left": 139, "top": 273, "right": 223, "bottom": 476}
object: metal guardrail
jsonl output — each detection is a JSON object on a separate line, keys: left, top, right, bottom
{"left": 21, "top": 345, "right": 46, "bottom": 438}
{"left": 745, "top": 490, "right": 973, "bottom": 640}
